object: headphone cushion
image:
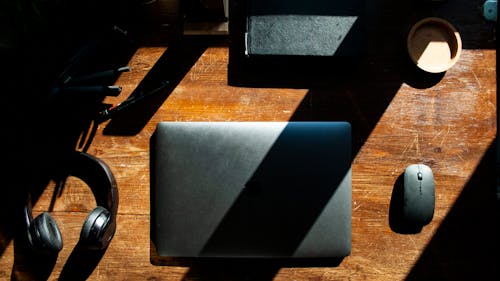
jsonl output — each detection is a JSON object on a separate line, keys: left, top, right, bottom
{"left": 29, "top": 212, "right": 63, "bottom": 252}
{"left": 80, "top": 206, "right": 114, "bottom": 249}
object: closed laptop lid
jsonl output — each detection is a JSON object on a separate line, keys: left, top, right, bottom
{"left": 151, "top": 121, "right": 351, "bottom": 258}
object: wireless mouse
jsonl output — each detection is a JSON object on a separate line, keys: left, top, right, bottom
{"left": 403, "top": 164, "right": 435, "bottom": 227}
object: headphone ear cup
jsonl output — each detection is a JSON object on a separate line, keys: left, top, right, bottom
{"left": 28, "top": 212, "right": 63, "bottom": 252}
{"left": 80, "top": 206, "right": 114, "bottom": 249}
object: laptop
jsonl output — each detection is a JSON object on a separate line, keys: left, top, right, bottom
{"left": 151, "top": 121, "right": 351, "bottom": 258}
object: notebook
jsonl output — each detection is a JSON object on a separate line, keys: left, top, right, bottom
{"left": 151, "top": 121, "right": 352, "bottom": 258}
{"left": 245, "top": 0, "right": 365, "bottom": 56}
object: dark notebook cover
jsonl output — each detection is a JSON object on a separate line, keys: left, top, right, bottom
{"left": 246, "top": 0, "right": 365, "bottom": 56}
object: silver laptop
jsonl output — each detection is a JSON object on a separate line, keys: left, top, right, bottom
{"left": 151, "top": 121, "right": 351, "bottom": 258}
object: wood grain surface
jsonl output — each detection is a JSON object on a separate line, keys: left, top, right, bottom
{"left": 0, "top": 0, "right": 497, "bottom": 280}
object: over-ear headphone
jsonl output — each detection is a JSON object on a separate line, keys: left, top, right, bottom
{"left": 23, "top": 151, "right": 119, "bottom": 252}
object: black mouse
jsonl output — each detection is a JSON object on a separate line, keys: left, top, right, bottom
{"left": 403, "top": 164, "right": 435, "bottom": 227}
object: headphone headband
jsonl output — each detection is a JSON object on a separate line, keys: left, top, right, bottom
{"left": 23, "top": 151, "right": 118, "bottom": 251}
{"left": 67, "top": 151, "right": 118, "bottom": 217}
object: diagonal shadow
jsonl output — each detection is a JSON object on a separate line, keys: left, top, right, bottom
{"left": 393, "top": 24, "right": 498, "bottom": 261}
{"left": 198, "top": 123, "right": 351, "bottom": 259}
{"left": 228, "top": 0, "right": 495, "bottom": 89}
{"left": 101, "top": 36, "right": 223, "bottom": 136}
{"left": 150, "top": 2, "right": 495, "bottom": 281}
{"left": 1, "top": 0, "right": 492, "bottom": 280}
{"left": 405, "top": 142, "right": 499, "bottom": 280}
{"left": 150, "top": 122, "right": 351, "bottom": 280}
{"left": 58, "top": 242, "right": 107, "bottom": 281}
{"left": 228, "top": 0, "right": 367, "bottom": 88}
{"left": 1, "top": 7, "right": 138, "bottom": 279}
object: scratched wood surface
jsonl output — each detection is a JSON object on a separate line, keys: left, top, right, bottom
{"left": 1, "top": 44, "right": 497, "bottom": 281}
{"left": 1, "top": 1, "right": 498, "bottom": 280}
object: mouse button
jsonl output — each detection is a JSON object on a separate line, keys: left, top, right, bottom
{"left": 419, "top": 164, "right": 434, "bottom": 177}
{"left": 404, "top": 166, "right": 419, "bottom": 186}
{"left": 406, "top": 164, "right": 423, "bottom": 175}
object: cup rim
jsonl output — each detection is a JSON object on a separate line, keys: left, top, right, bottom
{"left": 407, "top": 17, "right": 462, "bottom": 73}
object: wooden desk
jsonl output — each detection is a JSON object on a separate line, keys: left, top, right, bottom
{"left": 0, "top": 1, "right": 497, "bottom": 280}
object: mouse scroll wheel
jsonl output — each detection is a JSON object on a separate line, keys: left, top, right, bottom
{"left": 417, "top": 172, "right": 423, "bottom": 180}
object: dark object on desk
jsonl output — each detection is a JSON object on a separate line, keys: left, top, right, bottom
{"left": 101, "top": 36, "right": 209, "bottom": 136}
{"left": 51, "top": 65, "right": 130, "bottom": 99}
{"left": 245, "top": 0, "right": 365, "bottom": 56}
{"left": 403, "top": 164, "right": 435, "bottom": 227}
{"left": 228, "top": 0, "right": 366, "bottom": 86}
{"left": 22, "top": 152, "right": 119, "bottom": 253}
{"left": 151, "top": 121, "right": 352, "bottom": 259}
{"left": 98, "top": 80, "right": 169, "bottom": 123}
